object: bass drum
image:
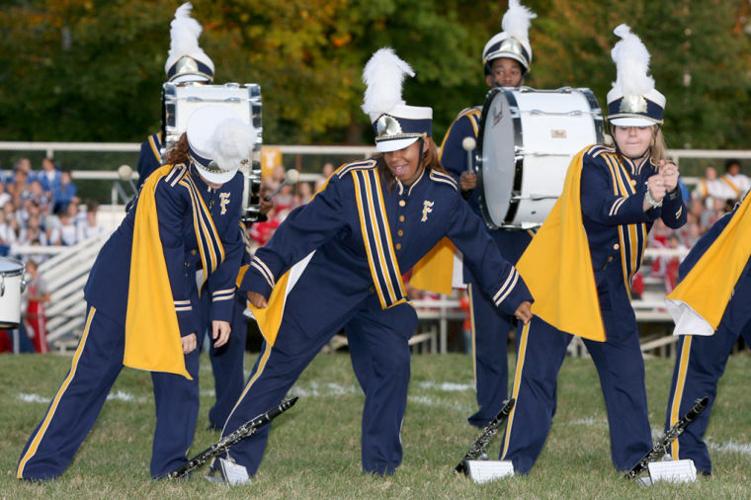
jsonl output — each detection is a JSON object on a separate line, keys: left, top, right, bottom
{"left": 162, "top": 82, "right": 264, "bottom": 221}
{"left": 476, "top": 86, "right": 604, "bottom": 229}
{"left": 0, "top": 257, "right": 25, "bottom": 329}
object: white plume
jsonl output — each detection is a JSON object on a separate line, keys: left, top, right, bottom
{"left": 167, "top": 2, "right": 212, "bottom": 70}
{"left": 611, "top": 24, "right": 655, "bottom": 98}
{"left": 211, "top": 119, "right": 257, "bottom": 172}
{"left": 361, "top": 48, "right": 415, "bottom": 116}
{"left": 501, "top": 0, "right": 537, "bottom": 43}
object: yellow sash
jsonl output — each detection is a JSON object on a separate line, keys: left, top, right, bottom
{"left": 667, "top": 194, "right": 751, "bottom": 335}
{"left": 516, "top": 148, "right": 606, "bottom": 342}
{"left": 410, "top": 238, "right": 456, "bottom": 295}
{"left": 124, "top": 165, "right": 192, "bottom": 379}
{"left": 124, "top": 164, "right": 225, "bottom": 379}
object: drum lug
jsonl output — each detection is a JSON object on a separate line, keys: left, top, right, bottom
{"left": 0, "top": 275, "right": 4, "bottom": 297}
{"left": 20, "top": 276, "right": 27, "bottom": 294}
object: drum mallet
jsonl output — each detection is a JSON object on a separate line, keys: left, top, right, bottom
{"left": 462, "top": 137, "right": 477, "bottom": 172}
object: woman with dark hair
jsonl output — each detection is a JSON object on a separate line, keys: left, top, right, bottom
{"left": 213, "top": 48, "right": 533, "bottom": 481}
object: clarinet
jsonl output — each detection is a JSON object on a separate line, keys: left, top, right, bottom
{"left": 624, "top": 396, "right": 708, "bottom": 480}
{"left": 168, "top": 397, "right": 299, "bottom": 479}
{"left": 455, "top": 399, "right": 515, "bottom": 474}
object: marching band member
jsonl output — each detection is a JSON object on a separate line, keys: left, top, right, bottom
{"left": 214, "top": 48, "right": 533, "bottom": 480}
{"left": 436, "top": 0, "right": 538, "bottom": 427}
{"left": 17, "top": 106, "right": 248, "bottom": 480}
{"left": 136, "top": 2, "right": 248, "bottom": 431}
{"left": 136, "top": 2, "right": 215, "bottom": 188}
{"left": 499, "top": 25, "right": 687, "bottom": 474}
{"left": 664, "top": 191, "right": 751, "bottom": 476}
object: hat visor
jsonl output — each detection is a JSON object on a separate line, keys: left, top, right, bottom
{"left": 171, "top": 74, "right": 212, "bottom": 84}
{"left": 195, "top": 165, "right": 239, "bottom": 185}
{"left": 375, "top": 136, "right": 420, "bottom": 153}
{"left": 609, "top": 116, "right": 659, "bottom": 127}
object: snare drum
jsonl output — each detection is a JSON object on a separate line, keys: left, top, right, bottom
{"left": 162, "top": 82, "right": 264, "bottom": 221}
{"left": 0, "top": 258, "right": 25, "bottom": 329}
{"left": 476, "top": 86, "right": 604, "bottom": 228}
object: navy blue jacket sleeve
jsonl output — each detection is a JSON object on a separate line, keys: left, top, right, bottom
{"left": 137, "top": 136, "right": 161, "bottom": 189}
{"left": 241, "top": 175, "right": 347, "bottom": 298}
{"left": 440, "top": 114, "right": 476, "bottom": 182}
{"left": 659, "top": 186, "right": 688, "bottom": 229}
{"left": 207, "top": 206, "right": 244, "bottom": 323}
{"left": 445, "top": 192, "right": 533, "bottom": 316}
{"left": 155, "top": 181, "right": 199, "bottom": 337}
{"left": 581, "top": 155, "right": 656, "bottom": 226}
{"left": 440, "top": 114, "right": 481, "bottom": 205}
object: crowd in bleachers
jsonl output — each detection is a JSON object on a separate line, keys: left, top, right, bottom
{"left": 0, "top": 157, "right": 104, "bottom": 261}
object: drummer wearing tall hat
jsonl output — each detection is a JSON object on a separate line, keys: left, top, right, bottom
{"left": 17, "top": 107, "right": 248, "bottom": 480}
{"left": 498, "top": 25, "right": 687, "bottom": 474}
{"left": 214, "top": 48, "right": 533, "bottom": 481}
{"left": 436, "top": 0, "right": 537, "bottom": 428}
{"left": 136, "top": 2, "right": 215, "bottom": 188}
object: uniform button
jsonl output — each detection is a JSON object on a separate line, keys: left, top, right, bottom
{"left": 630, "top": 180, "right": 636, "bottom": 187}
{"left": 369, "top": 286, "right": 375, "bottom": 294}
{"left": 191, "top": 249, "right": 197, "bottom": 256}
{"left": 399, "top": 200, "right": 406, "bottom": 207}
{"left": 395, "top": 243, "right": 402, "bottom": 250}
{"left": 612, "top": 243, "right": 620, "bottom": 250}
{"left": 397, "top": 229, "right": 404, "bottom": 236}
{"left": 607, "top": 256, "right": 614, "bottom": 262}
{"left": 399, "top": 215, "right": 405, "bottom": 222}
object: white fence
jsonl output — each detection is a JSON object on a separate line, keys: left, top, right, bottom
{"left": 3, "top": 142, "right": 748, "bottom": 356}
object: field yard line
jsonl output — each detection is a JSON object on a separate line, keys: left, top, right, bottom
{"left": 18, "top": 390, "right": 145, "bottom": 404}
{"left": 416, "top": 381, "right": 474, "bottom": 392}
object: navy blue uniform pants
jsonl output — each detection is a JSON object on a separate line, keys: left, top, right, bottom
{"left": 467, "top": 229, "right": 532, "bottom": 427}
{"left": 200, "top": 294, "right": 248, "bottom": 429}
{"left": 16, "top": 305, "right": 200, "bottom": 480}
{"left": 499, "top": 315, "right": 652, "bottom": 474}
{"left": 664, "top": 279, "right": 751, "bottom": 474}
{"left": 220, "top": 296, "right": 417, "bottom": 476}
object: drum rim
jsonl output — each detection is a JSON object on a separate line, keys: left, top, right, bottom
{"left": 476, "top": 87, "right": 524, "bottom": 229}
{"left": 0, "top": 257, "right": 24, "bottom": 277}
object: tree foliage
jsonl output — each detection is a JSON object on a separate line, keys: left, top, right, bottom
{"left": 0, "top": 0, "right": 749, "bottom": 149}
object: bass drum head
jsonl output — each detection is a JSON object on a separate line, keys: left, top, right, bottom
{"left": 477, "top": 88, "right": 518, "bottom": 229}
{"left": 0, "top": 257, "right": 23, "bottom": 276}
{"left": 0, "top": 257, "right": 24, "bottom": 329}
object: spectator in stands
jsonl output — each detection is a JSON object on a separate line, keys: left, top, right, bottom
{"left": 48, "top": 205, "right": 78, "bottom": 246}
{"left": 12, "top": 158, "right": 34, "bottom": 183}
{"left": 0, "top": 182, "right": 10, "bottom": 208}
{"left": 27, "top": 181, "right": 51, "bottom": 215}
{"left": 38, "top": 157, "right": 62, "bottom": 193}
{"left": 23, "top": 259, "right": 50, "bottom": 353}
{"left": 693, "top": 166, "right": 724, "bottom": 206}
{"left": 720, "top": 159, "right": 750, "bottom": 200}
{"left": 315, "top": 162, "right": 335, "bottom": 191}
{"left": 273, "top": 183, "right": 295, "bottom": 210}
{"left": 10, "top": 168, "right": 30, "bottom": 208}
{"left": 297, "top": 181, "right": 313, "bottom": 205}
{"left": 77, "top": 202, "right": 104, "bottom": 241}
{"left": 52, "top": 170, "right": 77, "bottom": 213}
{"left": 0, "top": 210, "right": 16, "bottom": 256}
{"left": 19, "top": 215, "right": 48, "bottom": 246}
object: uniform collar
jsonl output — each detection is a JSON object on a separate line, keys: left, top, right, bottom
{"left": 618, "top": 150, "right": 652, "bottom": 176}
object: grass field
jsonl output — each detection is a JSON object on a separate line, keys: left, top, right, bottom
{"left": 1, "top": 351, "right": 750, "bottom": 499}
